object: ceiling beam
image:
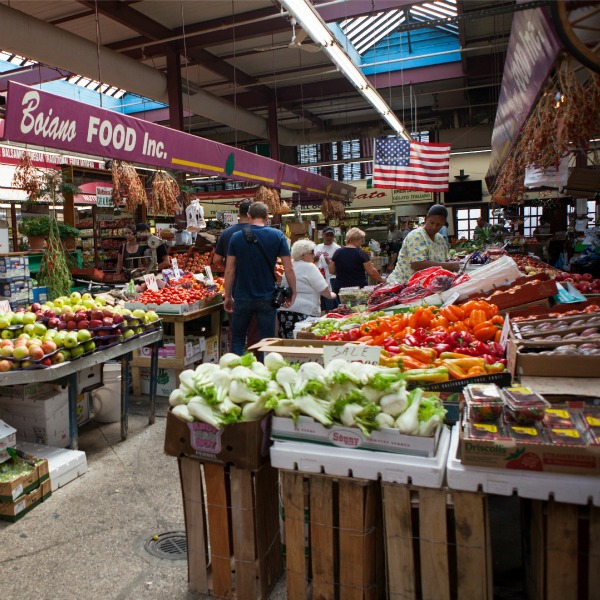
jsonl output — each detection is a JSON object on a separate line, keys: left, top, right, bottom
{"left": 0, "top": 65, "right": 71, "bottom": 92}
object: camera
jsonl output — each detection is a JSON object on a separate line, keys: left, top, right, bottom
{"left": 272, "top": 284, "right": 293, "bottom": 308}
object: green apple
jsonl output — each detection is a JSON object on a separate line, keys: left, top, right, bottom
{"left": 1, "top": 330, "right": 14, "bottom": 340}
{"left": 11, "top": 312, "right": 24, "bottom": 325}
{"left": 53, "top": 298, "right": 65, "bottom": 308}
{"left": 96, "top": 296, "right": 107, "bottom": 306}
{"left": 70, "top": 345, "right": 85, "bottom": 358}
{"left": 0, "top": 317, "right": 10, "bottom": 329}
{"left": 145, "top": 311, "right": 159, "bottom": 323}
{"left": 134, "top": 327, "right": 143, "bottom": 335}
{"left": 13, "top": 345, "right": 29, "bottom": 360}
{"left": 77, "top": 329, "right": 92, "bottom": 342}
{"left": 54, "top": 331, "right": 66, "bottom": 348}
{"left": 70, "top": 291, "right": 82, "bottom": 304}
{"left": 18, "top": 333, "right": 30, "bottom": 340}
{"left": 82, "top": 293, "right": 93, "bottom": 301}
{"left": 122, "top": 329, "right": 135, "bottom": 340}
{"left": 43, "top": 332, "right": 57, "bottom": 342}
{"left": 82, "top": 299, "right": 95, "bottom": 309}
{"left": 83, "top": 340, "right": 96, "bottom": 353}
{"left": 33, "top": 322, "right": 47, "bottom": 337}
{"left": 23, "top": 323, "right": 35, "bottom": 335}
{"left": 132, "top": 309, "right": 146, "bottom": 319}
{"left": 58, "top": 349, "right": 71, "bottom": 361}
{"left": 63, "top": 332, "right": 79, "bottom": 349}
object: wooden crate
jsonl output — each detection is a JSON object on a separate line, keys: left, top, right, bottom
{"left": 382, "top": 485, "right": 493, "bottom": 600}
{"left": 280, "top": 470, "right": 385, "bottom": 600}
{"left": 178, "top": 457, "right": 283, "bottom": 599}
{"left": 524, "top": 499, "right": 600, "bottom": 600}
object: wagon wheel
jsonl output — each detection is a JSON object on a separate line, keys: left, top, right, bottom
{"left": 551, "top": 0, "right": 600, "bottom": 74}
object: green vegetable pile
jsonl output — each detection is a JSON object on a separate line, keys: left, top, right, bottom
{"left": 0, "top": 457, "right": 35, "bottom": 483}
{"left": 309, "top": 311, "right": 386, "bottom": 338}
{"left": 169, "top": 352, "right": 446, "bottom": 437}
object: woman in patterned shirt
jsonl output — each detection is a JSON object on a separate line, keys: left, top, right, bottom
{"left": 387, "top": 205, "right": 460, "bottom": 284}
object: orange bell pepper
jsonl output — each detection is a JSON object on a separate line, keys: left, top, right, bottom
{"left": 470, "top": 309, "right": 488, "bottom": 327}
{"left": 441, "top": 305, "right": 465, "bottom": 323}
{"left": 398, "top": 345, "right": 437, "bottom": 364}
{"left": 466, "top": 366, "right": 487, "bottom": 377}
{"left": 490, "top": 315, "right": 504, "bottom": 326}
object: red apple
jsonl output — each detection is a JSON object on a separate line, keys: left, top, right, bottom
{"left": 582, "top": 273, "right": 593, "bottom": 281}
{"left": 52, "top": 352, "right": 65, "bottom": 364}
{"left": 572, "top": 273, "right": 583, "bottom": 282}
{"left": 77, "top": 320, "right": 89, "bottom": 330}
{"left": 35, "top": 310, "right": 44, "bottom": 320}
{"left": 97, "top": 329, "right": 109, "bottom": 337}
{"left": 64, "top": 312, "right": 76, "bottom": 322}
{"left": 57, "top": 321, "right": 67, "bottom": 331}
{"left": 102, "top": 317, "right": 114, "bottom": 327}
{"left": 43, "top": 309, "right": 56, "bottom": 318}
{"left": 0, "top": 359, "right": 11, "bottom": 372}
{"left": 75, "top": 311, "right": 87, "bottom": 322}
{"left": 91, "top": 310, "right": 104, "bottom": 321}
{"left": 29, "top": 345, "right": 44, "bottom": 360}
{"left": 102, "top": 308, "right": 114, "bottom": 318}
{"left": 30, "top": 302, "right": 42, "bottom": 312}
{"left": 66, "top": 321, "right": 78, "bottom": 331}
{"left": 48, "top": 317, "right": 60, "bottom": 329}
{"left": 112, "top": 314, "right": 124, "bottom": 325}
{"left": 41, "top": 357, "right": 52, "bottom": 367}
{"left": 42, "top": 340, "right": 57, "bottom": 354}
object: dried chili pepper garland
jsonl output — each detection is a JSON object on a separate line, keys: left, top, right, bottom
{"left": 12, "top": 152, "right": 41, "bottom": 200}
{"left": 110, "top": 160, "right": 148, "bottom": 212}
{"left": 152, "top": 171, "right": 181, "bottom": 216}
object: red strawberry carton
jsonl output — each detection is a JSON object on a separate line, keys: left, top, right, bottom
{"left": 542, "top": 407, "right": 577, "bottom": 429}
{"left": 506, "top": 423, "right": 547, "bottom": 444}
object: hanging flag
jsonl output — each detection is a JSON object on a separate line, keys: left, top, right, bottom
{"left": 373, "top": 138, "right": 451, "bottom": 192}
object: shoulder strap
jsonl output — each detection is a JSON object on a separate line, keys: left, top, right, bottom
{"left": 242, "top": 224, "right": 277, "bottom": 284}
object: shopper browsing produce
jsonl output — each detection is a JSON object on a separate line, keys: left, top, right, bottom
{"left": 224, "top": 201, "right": 296, "bottom": 355}
{"left": 278, "top": 239, "right": 337, "bottom": 338}
{"left": 329, "top": 227, "right": 386, "bottom": 293}
{"left": 115, "top": 224, "right": 146, "bottom": 277}
{"left": 388, "top": 205, "right": 460, "bottom": 284}
{"left": 212, "top": 199, "right": 253, "bottom": 270}
{"left": 314, "top": 226, "right": 340, "bottom": 310}
{"left": 135, "top": 222, "right": 171, "bottom": 271}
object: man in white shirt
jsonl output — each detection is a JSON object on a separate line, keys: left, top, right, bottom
{"left": 314, "top": 227, "right": 340, "bottom": 310}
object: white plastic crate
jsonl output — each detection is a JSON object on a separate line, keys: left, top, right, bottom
{"left": 446, "top": 426, "right": 600, "bottom": 506}
{"left": 17, "top": 442, "right": 87, "bottom": 491}
{"left": 270, "top": 425, "right": 450, "bottom": 489}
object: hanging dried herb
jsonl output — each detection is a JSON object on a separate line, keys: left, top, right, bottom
{"left": 152, "top": 171, "right": 181, "bottom": 215}
{"left": 321, "top": 198, "right": 346, "bottom": 221}
{"left": 110, "top": 160, "right": 147, "bottom": 212}
{"left": 255, "top": 185, "right": 281, "bottom": 214}
{"left": 12, "top": 152, "right": 41, "bottom": 200}
{"left": 37, "top": 217, "right": 72, "bottom": 300}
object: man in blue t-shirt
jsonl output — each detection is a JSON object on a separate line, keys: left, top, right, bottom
{"left": 225, "top": 202, "right": 296, "bottom": 355}
{"left": 212, "top": 199, "right": 253, "bottom": 270}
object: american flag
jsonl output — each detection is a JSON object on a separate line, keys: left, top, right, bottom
{"left": 373, "top": 138, "right": 451, "bottom": 192}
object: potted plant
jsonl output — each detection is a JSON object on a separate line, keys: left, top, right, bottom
{"left": 19, "top": 217, "right": 81, "bottom": 250}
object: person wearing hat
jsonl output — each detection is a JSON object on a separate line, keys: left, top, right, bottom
{"left": 387, "top": 205, "right": 460, "bottom": 284}
{"left": 314, "top": 226, "right": 341, "bottom": 310}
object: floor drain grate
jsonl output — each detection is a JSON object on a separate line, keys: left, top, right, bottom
{"left": 144, "top": 530, "right": 187, "bottom": 560}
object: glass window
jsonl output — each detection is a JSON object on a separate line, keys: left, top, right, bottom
{"left": 523, "top": 205, "right": 543, "bottom": 237}
{"left": 455, "top": 207, "right": 482, "bottom": 240}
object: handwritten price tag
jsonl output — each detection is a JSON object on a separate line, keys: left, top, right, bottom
{"left": 499, "top": 315, "right": 510, "bottom": 350}
{"left": 0, "top": 300, "right": 11, "bottom": 313}
{"left": 323, "top": 344, "right": 382, "bottom": 366}
{"left": 441, "top": 292, "right": 459, "bottom": 308}
{"left": 204, "top": 266, "right": 214, "bottom": 285}
{"left": 172, "top": 258, "right": 181, "bottom": 280}
{"left": 143, "top": 273, "right": 159, "bottom": 291}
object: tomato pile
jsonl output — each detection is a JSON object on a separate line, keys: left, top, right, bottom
{"left": 137, "top": 286, "right": 218, "bottom": 305}
{"left": 170, "top": 251, "right": 213, "bottom": 273}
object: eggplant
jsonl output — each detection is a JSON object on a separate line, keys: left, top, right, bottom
{"left": 580, "top": 328, "right": 598, "bottom": 337}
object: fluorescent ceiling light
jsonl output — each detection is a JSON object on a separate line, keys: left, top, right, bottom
{"left": 280, "top": 0, "right": 411, "bottom": 140}
{"left": 282, "top": 211, "right": 322, "bottom": 217}
{"left": 347, "top": 208, "right": 392, "bottom": 213}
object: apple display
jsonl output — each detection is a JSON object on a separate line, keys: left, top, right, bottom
{"left": 0, "top": 317, "right": 10, "bottom": 329}
{"left": 13, "top": 345, "right": 29, "bottom": 360}
{"left": 0, "top": 359, "right": 12, "bottom": 372}
{"left": 41, "top": 340, "right": 57, "bottom": 354}
{"left": 33, "top": 322, "right": 47, "bottom": 337}
{"left": 29, "top": 345, "right": 44, "bottom": 360}
{"left": 66, "top": 321, "right": 78, "bottom": 331}
{"left": 41, "top": 357, "right": 52, "bottom": 367}
{"left": 0, "top": 345, "right": 14, "bottom": 358}
{"left": 22, "top": 312, "right": 37, "bottom": 325}
{"left": 83, "top": 340, "right": 96, "bottom": 353}
{"left": 89, "top": 320, "right": 103, "bottom": 329}
{"left": 123, "top": 329, "right": 135, "bottom": 340}
{"left": 70, "top": 345, "right": 85, "bottom": 359}
{"left": 1, "top": 330, "right": 14, "bottom": 340}
{"left": 77, "top": 320, "right": 90, "bottom": 330}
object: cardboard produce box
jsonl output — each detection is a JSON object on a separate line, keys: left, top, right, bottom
{"left": 164, "top": 409, "right": 272, "bottom": 471}
{"left": 458, "top": 426, "right": 600, "bottom": 476}
{"left": 249, "top": 337, "right": 349, "bottom": 365}
{"left": 507, "top": 339, "right": 600, "bottom": 378}
{"left": 0, "top": 457, "right": 50, "bottom": 503}
{"left": 271, "top": 415, "right": 441, "bottom": 458}
{"left": 0, "top": 478, "right": 52, "bottom": 522}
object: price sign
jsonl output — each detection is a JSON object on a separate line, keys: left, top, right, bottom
{"left": 143, "top": 273, "right": 159, "bottom": 291}
{"left": 172, "top": 258, "right": 181, "bottom": 280}
{"left": 323, "top": 344, "right": 382, "bottom": 366}
{"left": 499, "top": 315, "right": 510, "bottom": 350}
{"left": 96, "top": 185, "right": 113, "bottom": 208}
{"left": 0, "top": 300, "right": 11, "bottom": 313}
{"left": 204, "top": 266, "right": 214, "bottom": 285}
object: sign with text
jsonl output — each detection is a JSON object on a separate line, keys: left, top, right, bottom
{"left": 143, "top": 273, "right": 158, "bottom": 291}
{"left": 0, "top": 300, "right": 11, "bottom": 313}
{"left": 3, "top": 82, "right": 355, "bottom": 202}
{"left": 171, "top": 258, "right": 181, "bottom": 280}
{"left": 499, "top": 315, "right": 510, "bottom": 350}
{"left": 323, "top": 344, "right": 382, "bottom": 366}
{"left": 96, "top": 185, "right": 113, "bottom": 208}
{"left": 351, "top": 187, "right": 432, "bottom": 208}
{"left": 486, "top": 4, "right": 560, "bottom": 188}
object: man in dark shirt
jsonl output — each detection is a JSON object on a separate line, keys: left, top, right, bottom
{"left": 212, "top": 199, "right": 253, "bottom": 270}
{"left": 135, "top": 223, "right": 170, "bottom": 271}
{"left": 224, "top": 202, "right": 296, "bottom": 355}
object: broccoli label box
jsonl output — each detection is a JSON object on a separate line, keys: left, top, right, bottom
{"left": 0, "top": 457, "right": 49, "bottom": 503}
{"left": 271, "top": 416, "right": 441, "bottom": 458}
{"left": 164, "top": 409, "right": 272, "bottom": 471}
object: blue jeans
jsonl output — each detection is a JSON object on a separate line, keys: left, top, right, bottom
{"left": 231, "top": 298, "right": 277, "bottom": 356}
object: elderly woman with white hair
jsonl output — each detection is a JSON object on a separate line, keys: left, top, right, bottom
{"left": 278, "top": 238, "right": 337, "bottom": 338}
{"left": 329, "top": 227, "right": 386, "bottom": 293}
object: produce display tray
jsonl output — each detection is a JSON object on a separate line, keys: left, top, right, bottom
{"left": 446, "top": 426, "right": 600, "bottom": 506}
{"left": 17, "top": 442, "right": 87, "bottom": 492}
{"left": 270, "top": 424, "right": 450, "bottom": 488}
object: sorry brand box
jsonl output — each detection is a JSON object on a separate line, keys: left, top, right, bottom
{"left": 271, "top": 415, "right": 441, "bottom": 458}
{"left": 164, "top": 409, "right": 272, "bottom": 471}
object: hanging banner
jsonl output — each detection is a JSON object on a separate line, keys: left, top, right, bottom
{"left": 2, "top": 82, "right": 355, "bottom": 202}
{"left": 0, "top": 142, "right": 102, "bottom": 169}
{"left": 351, "top": 187, "right": 432, "bottom": 208}
{"left": 485, "top": 3, "right": 561, "bottom": 190}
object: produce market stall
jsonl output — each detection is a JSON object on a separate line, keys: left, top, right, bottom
{"left": 0, "top": 328, "right": 162, "bottom": 450}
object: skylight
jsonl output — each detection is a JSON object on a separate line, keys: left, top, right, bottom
{"left": 339, "top": 0, "right": 458, "bottom": 55}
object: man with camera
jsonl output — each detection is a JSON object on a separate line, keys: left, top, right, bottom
{"left": 224, "top": 202, "right": 296, "bottom": 355}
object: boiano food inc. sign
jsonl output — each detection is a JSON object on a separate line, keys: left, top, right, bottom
{"left": 2, "top": 81, "right": 355, "bottom": 202}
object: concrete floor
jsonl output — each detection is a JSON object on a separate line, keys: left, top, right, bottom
{"left": 0, "top": 395, "right": 525, "bottom": 600}
{"left": 0, "top": 395, "right": 286, "bottom": 600}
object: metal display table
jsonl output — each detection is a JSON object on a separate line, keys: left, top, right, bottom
{"left": 0, "top": 328, "right": 163, "bottom": 450}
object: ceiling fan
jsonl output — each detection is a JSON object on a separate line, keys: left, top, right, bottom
{"left": 253, "top": 18, "right": 323, "bottom": 53}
